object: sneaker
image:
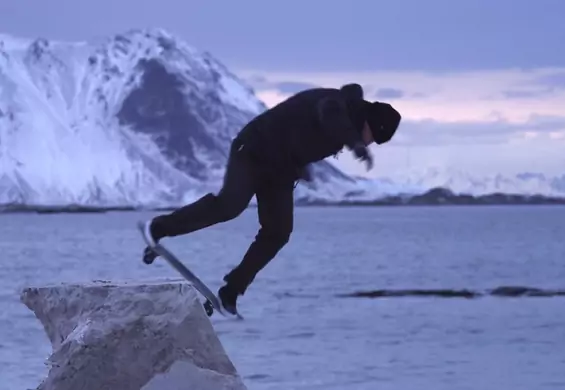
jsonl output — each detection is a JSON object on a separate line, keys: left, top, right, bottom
{"left": 218, "top": 284, "right": 239, "bottom": 315}
{"left": 140, "top": 220, "right": 159, "bottom": 265}
{"left": 142, "top": 246, "right": 159, "bottom": 265}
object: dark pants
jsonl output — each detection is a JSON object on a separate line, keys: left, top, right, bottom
{"left": 151, "top": 140, "right": 294, "bottom": 295}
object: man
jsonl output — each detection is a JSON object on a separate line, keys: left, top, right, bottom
{"left": 140, "top": 83, "right": 401, "bottom": 315}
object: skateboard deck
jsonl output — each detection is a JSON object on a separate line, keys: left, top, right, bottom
{"left": 136, "top": 221, "right": 243, "bottom": 319}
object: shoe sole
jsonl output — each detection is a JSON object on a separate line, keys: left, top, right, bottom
{"left": 142, "top": 220, "right": 157, "bottom": 247}
{"left": 141, "top": 220, "right": 158, "bottom": 264}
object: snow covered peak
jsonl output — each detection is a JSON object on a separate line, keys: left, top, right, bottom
{"left": 0, "top": 28, "right": 357, "bottom": 207}
{"left": 0, "top": 33, "right": 35, "bottom": 51}
{"left": 1, "top": 28, "right": 562, "bottom": 208}
{"left": 84, "top": 27, "right": 265, "bottom": 115}
{"left": 377, "top": 166, "right": 565, "bottom": 196}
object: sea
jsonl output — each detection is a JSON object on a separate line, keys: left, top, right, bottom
{"left": 1, "top": 205, "right": 564, "bottom": 390}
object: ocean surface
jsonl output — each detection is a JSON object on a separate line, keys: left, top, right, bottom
{"left": 1, "top": 206, "right": 564, "bottom": 390}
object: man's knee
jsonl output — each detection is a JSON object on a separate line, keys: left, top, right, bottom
{"left": 261, "top": 224, "right": 293, "bottom": 249}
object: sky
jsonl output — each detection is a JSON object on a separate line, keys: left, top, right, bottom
{"left": 1, "top": 0, "right": 564, "bottom": 178}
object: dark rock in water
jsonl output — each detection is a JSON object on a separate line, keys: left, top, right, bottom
{"left": 406, "top": 187, "right": 565, "bottom": 205}
{"left": 338, "top": 288, "right": 480, "bottom": 299}
{"left": 339, "top": 285, "right": 565, "bottom": 299}
{"left": 327, "top": 186, "right": 565, "bottom": 206}
{"left": 408, "top": 187, "right": 456, "bottom": 205}
{"left": 489, "top": 286, "right": 565, "bottom": 297}
{"left": 0, "top": 203, "right": 137, "bottom": 214}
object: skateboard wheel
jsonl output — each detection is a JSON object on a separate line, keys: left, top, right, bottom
{"left": 203, "top": 300, "right": 214, "bottom": 317}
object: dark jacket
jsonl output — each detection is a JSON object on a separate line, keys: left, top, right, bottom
{"left": 234, "top": 85, "right": 368, "bottom": 182}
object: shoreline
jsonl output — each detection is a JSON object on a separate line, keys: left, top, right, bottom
{"left": 2, "top": 187, "right": 565, "bottom": 214}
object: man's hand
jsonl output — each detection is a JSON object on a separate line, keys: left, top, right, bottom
{"left": 352, "top": 144, "right": 373, "bottom": 171}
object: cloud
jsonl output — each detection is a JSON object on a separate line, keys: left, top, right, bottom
{"left": 500, "top": 88, "right": 556, "bottom": 99}
{"left": 369, "top": 87, "right": 428, "bottom": 100}
{"left": 394, "top": 115, "right": 565, "bottom": 146}
{"left": 246, "top": 76, "right": 414, "bottom": 101}
{"left": 271, "top": 81, "right": 320, "bottom": 94}
{"left": 491, "top": 69, "right": 565, "bottom": 100}
{"left": 373, "top": 88, "right": 405, "bottom": 99}
{"left": 247, "top": 77, "right": 412, "bottom": 100}
{"left": 241, "top": 67, "right": 565, "bottom": 177}
{"left": 243, "top": 76, "right": 320, "bottom": 94}
{"left": 533, "top": 71, "right": 565, "bottom": 88}
{"left": 3, "top": 0, "right": 565, "bottom": 74}
{"left": 244, "top": 74, "right": 268, "bottom": 85}
{"left": 243, "top": 67, "right": 565, "bottom": 123}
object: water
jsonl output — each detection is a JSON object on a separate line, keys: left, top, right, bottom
{"left": 1, "top": 206, "right": 565, "bottom": 390}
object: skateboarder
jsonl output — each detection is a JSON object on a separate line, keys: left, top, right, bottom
{"left": 140, "top": 83, "right": 401, "bottom": 315}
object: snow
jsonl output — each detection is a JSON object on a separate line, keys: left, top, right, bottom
{"left": 0, "top": 34, "right": 33, "bottom": 51}
{"left": 217, "top": 72, "right": 266, "bottom": 114}
{"left": 380, "top": 166, "right": 565, "bottom": 197}
{"left": 0, "top": 28, "right": 265, "bottom": 207}
{"left": 0, "top": 28, "right": 563, "bottom": 208}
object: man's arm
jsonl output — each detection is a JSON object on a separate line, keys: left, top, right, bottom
{"left": 316, "top": 96, "right": 373, "bottom": 169}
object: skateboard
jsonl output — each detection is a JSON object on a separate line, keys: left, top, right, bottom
{"left": 136, "top": 221, "right": 243, "bottom": 319}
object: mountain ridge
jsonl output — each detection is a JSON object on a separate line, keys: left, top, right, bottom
{"left": 0, "top": 28, "right": 360, "bottom": 207}
{"left": 360, "top": 167, "right": 565, "bottom": 199}
{"left": 2, "top": 185, "right": 564, "bottom": 214}
{"left": 0, "top": 28, "right": 563, "bottom": 209}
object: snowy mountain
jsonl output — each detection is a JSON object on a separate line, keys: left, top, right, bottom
{"left": 371, "top": 167, "right": 565, "bottom": 197}
{"left": 0, "top": 28, "right": 563, "bottom": 210}
{"left": 0, "top": 28, "right": 360, "bottom": 207}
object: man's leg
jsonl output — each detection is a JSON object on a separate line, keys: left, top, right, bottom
{"left": 219, "top": 181, "right": 294, "bottom": 312}
{"left": 142, "top": 143, "right": 259, "bottom": 262}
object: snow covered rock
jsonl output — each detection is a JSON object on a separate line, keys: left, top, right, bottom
{"left": 380, "top": 166, "right": 565, "bottom": 197}
{"left": 2, "top": 28, "right": 562, "bottom": 206}
{"left": 20, "top": 280, "right": 247, "bottom": 390}
{"left": 0, "top": 28, "right": 357, "bottom": 208}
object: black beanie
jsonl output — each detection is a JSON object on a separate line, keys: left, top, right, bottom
{"left": 364, "top": 101, "right": 401, "bottom": 144}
